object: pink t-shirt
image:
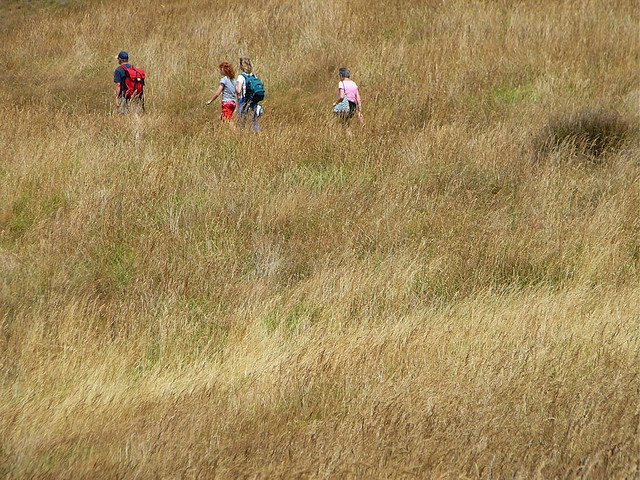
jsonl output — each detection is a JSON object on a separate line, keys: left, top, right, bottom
{"left": 339, "top": 80, "right": 358, "bottom": 103}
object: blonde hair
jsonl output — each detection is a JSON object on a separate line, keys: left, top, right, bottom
{"left": 239, "top": 57, "right": 253, "bottom": 74}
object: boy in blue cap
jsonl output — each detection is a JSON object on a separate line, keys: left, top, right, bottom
{"left": 114, "top": 51, "right": 145, "bottom": 114}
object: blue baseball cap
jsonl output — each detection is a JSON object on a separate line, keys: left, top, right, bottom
{"left": 117, "top": 51, "right": 129, "bottom": 60}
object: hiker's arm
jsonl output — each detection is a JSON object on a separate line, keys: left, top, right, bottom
{"left": 356, "top": 90, "right": 363, "bottom": 122}
{"left": 206, "top": 84, "right": 224, "bottom": 105}
{"left": 235, "top": 79, "right": 243, "bottom": 97}
{"left": 114, "top": 82, "right": 121, "bottom": 107}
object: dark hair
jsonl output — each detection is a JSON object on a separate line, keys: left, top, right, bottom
{"left": 338, "top": 67, "right": 351, "bottom": 78}
{"left": 219, "top": 62, "right": 235, "bottom": 78}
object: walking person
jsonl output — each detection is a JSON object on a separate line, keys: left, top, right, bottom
{"left": 114, "top": 51, "right": 146, "bottom": 114}
{"left": 333, "top": 67, "right": 363, "bottom": 124}
{"left": 205, "top": 62, "right": 237, "bottom": 122}
{"left": 236, "top": 57, "right": 265, "bottom": 131}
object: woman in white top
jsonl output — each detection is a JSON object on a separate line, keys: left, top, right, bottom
{"left": 334, "top": 67, "right": 363, "bottom": 123}
{"left": 236, "top": 57, "right": 262, "bottom": 131}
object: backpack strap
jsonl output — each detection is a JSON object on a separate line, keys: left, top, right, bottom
{"left": 241, "top": 72, "right": 251, "bottom": 100}
{"left": 122, "top": 64, "right": 141, "bottom": 78}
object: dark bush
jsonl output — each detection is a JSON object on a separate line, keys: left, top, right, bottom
{"left": 535, "top": 108, "right": 637, "bottom": 162}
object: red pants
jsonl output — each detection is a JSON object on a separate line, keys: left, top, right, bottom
{"left": 221, "top": 101, "right": 236, "bottom": 121}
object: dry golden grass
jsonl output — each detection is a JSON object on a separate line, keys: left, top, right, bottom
{"left": 0, "top": 0, "right": 638, "bottom": 478}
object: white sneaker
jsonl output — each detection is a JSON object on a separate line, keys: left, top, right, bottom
{"left": 256, "top": 105, "right": 263, "bottom": 117}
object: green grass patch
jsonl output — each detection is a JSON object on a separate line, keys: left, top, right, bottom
{"left": 100, "top": 240, "right": 135, "bottom": 291}
{"left": 289, "top": 163, "right": 349, "bottom": 190}
{"left": 264, "top": 301, "right": 321, "bottom": 335}
{"left": 493, "top": 83, "right": 541, "bottom": 104}
{"left": 1, "top": 192, "right": 66, "bottom": 246}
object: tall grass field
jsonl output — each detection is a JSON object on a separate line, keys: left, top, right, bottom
{"left": 1, "top": 0, "right": 638, "bottom": 477}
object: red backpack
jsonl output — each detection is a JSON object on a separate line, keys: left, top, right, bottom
{"left": 120, "top": 64, "right": 145, "bottom": 99}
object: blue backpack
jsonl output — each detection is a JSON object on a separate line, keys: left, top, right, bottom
{"left": 242, "top": 73, "right": 265, "bottom": 103}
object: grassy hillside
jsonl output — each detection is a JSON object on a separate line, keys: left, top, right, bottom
{"left": 1, "top": 0, "right": 638, "bottom": 477}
